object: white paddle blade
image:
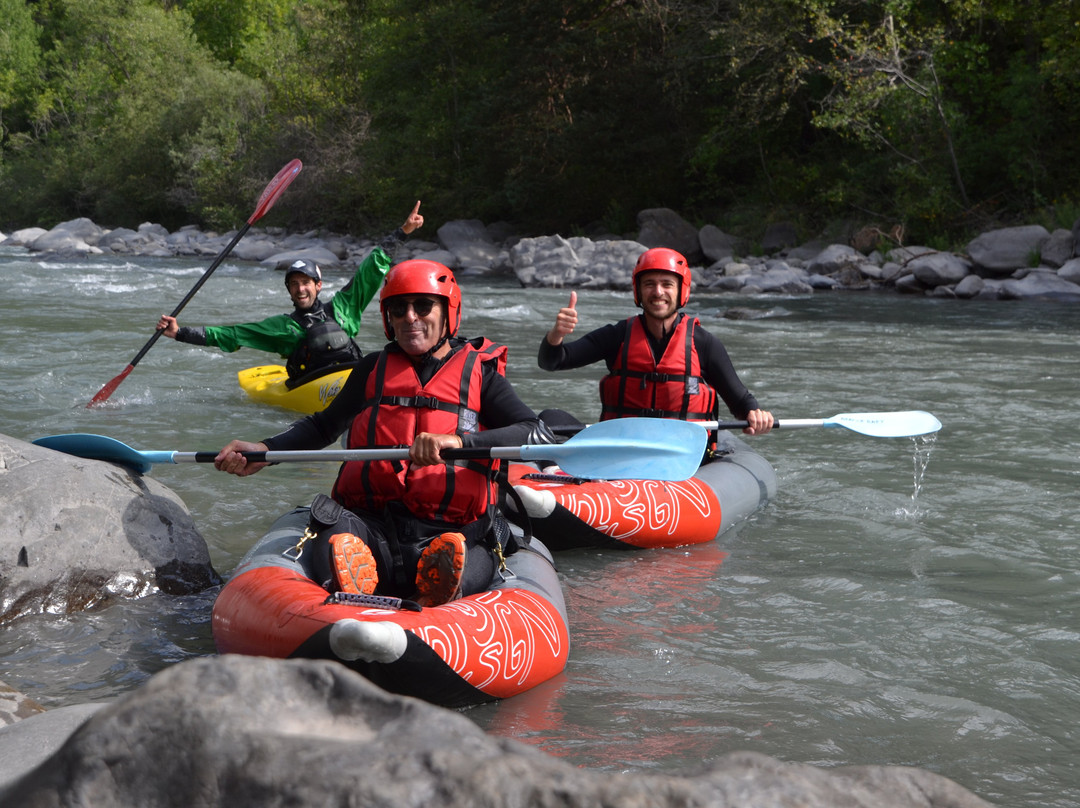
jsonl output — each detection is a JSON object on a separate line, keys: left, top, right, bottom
{"left": 826, "top": 410, "right": 942, "bottom": 438}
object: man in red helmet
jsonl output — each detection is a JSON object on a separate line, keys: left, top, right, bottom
{"left": 538, "top": 246, "right": 774, "bottom": 437}
{"left": 214, "top": 260, "right": 554, "bottom": 607}
{"left": 156, "top": 202, "right": 424, "bottom": 383}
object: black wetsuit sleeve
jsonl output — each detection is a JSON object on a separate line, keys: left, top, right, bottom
{"left": 694, "top": 327, "right": 761, "bottom": 419}
{"left": 375, "top": 227, "right": 407, "bottom": 254}
{"left": 462, "top": 365, "right": 555, "bottom": 449}
{"left": 175, "top": 326, "right": 207, "bottom": 346}
{"left": 537, "top": 322, "right": 625, "bottom": 372}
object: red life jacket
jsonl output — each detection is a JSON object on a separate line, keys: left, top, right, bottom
{"left": 332, "top": 338, "right": 507, "bottom": 524}
{"left": 599, "top": 314, "right": 718, "bottom": 422}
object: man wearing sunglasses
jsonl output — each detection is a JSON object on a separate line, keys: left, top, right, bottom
{"left": 155, "top": 201, "right": 424, "bottom": 384}
{"left": 214, "top": 259, "right": 555, "bottom": 608}
{"left": 538, "top": 246, "right": 773, "bottom": 442}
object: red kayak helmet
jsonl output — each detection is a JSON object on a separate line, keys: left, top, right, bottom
{"left": 632, "top": 247, "right": 692, "bottom": 307}
{"left": 380, "top": 260, "right": 462, "bottom": 339}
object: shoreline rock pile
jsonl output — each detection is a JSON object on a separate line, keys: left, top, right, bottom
{"left": 4, "top": 207, "right": 1079, "bottom": 301}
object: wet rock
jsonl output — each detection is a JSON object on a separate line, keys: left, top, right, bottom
{"left": 0, "top": 656, "right": 995, "bottom": 808}
{"left": 0, "top": 434, "right": 221, "bottom": 624}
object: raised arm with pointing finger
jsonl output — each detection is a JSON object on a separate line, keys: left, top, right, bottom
{"left": 157, "top": 202, "right": 425, "bottom": 382}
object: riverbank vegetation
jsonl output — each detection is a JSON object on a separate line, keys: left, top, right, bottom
{"left": 2, "top": 0, "right": 1078, "bottom": 249}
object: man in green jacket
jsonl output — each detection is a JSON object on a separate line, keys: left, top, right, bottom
{"left": 157, "top": 201, "right": 424, "bottom": 382}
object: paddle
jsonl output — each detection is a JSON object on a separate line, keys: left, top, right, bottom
{"left": 549, "top": 410, "right": 942, "bottom": 439}
{"left": 711, "top": 410, "right": 942, "bottom": 438}
{"left": 87, "top": 159, "right": 304, "bottom": 407}
{"left": 33, "top": 417, "right": 708, "bottom": 481}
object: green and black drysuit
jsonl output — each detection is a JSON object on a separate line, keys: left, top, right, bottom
{"left": 175, "top": 230, "right": 403, "bottom": 381}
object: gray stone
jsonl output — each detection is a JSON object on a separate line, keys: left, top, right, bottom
{"left": 744, "top": 266, "right": 814, "bottom": 295}
{"left": 1040, "top": 228, "right": 1075, "bottom": 268}
{"left": 0, "top": 656, "right": 994, "bottom": 808}
{"left": 409, "top": 248, "right": 459, "bottom": 268}
{"left": 708, "top": 274, "right": 751, "bottom": 291}
{"left": 1057, "top": 257, "right": 1080, "bottom": 284}
{"left": 510, "top": 235, "right": 641, "bottom": 289}
{"left": 437, "top": 218, "right": 492, "bottom": 251}
{"left": 436, "top": 219, "right": 503, "bottom": 269}
{"left": 966, "top": 225, "right": 1050, "bottom": 276}
{"left": 0, "top": 703, "right": 106, "bottom": 790}
{"left": 953, "top": 274, "right": 986, "bottom": 299}
{"left": 909, "top": 252, "right": 973, "bottom": 288}
{"left": 807, "top": 273, "right": 841, "bottom": 290}
{"left": 699, "top": 224, "right": 746, "bottom": 262}
{"left": 2, "top": 227, "right": 47, "bottom": 247}
{"left": 999, "top": 269, "right": 1080, "bottom": 300}
{"left": 880, "top": 262, "right": 905, "bottom": 282}
{"left": 784, "top": 239, "right": 829, "bottom": 261}
{"left": 894, "top": 273, "right": 928, "bottom": 294}
{"left": 30, "top": 218, "right": 105, "bottom": 253}
{"left": 262, "top": 245, "right": 343, "bottom": 268}
{"left": 806, "top": 243, "right": 865, "bottom": 275}
{"left": 636, "top": 207, "right": 702, "bottom": 263}
{"left": 0, "top": 434, "right": 220, "bottom": 624}
{"left": 887, "top": 245, "right": 938, "bottom": 264}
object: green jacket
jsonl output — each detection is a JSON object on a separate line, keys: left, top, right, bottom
{"left": 177, "top": 244, "right": 394, "bottom": 358}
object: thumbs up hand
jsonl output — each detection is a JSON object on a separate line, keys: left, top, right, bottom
{"left": 546, "top": 291, "right": 578, "bottom": 346}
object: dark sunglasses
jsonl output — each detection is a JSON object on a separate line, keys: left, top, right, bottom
{"left": 386, "top": 297, "right": 437, "bottom": 318}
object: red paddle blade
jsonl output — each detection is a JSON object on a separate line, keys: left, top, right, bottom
{"left": 88, "top": 159, "right": 301, "bottom": 407}
{"left": 249, "top": 159, "right": 302, "bottom": 224}
{"left": 88, "top": 364, "right": 134, "bottom": 407}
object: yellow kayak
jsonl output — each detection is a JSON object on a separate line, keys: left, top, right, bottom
{"left": 237, "top": 364, "right": 351, "bottom": 414}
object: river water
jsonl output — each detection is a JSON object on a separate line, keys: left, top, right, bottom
{"left": 2, "top": 246, "right": 1077, "bottom": 806}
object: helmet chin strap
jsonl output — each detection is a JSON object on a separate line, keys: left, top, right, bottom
{"left": 401, "top": 315, "right": 451, "bottom": 363}
{"left": 414, "top": 335, "right": 449, "bottom": 363}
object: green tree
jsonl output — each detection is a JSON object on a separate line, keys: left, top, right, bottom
{"left": 0, "top": 0, "right": 44, "bottom": 155}
{"left": 0, "top": 0, "right": 268, "bottom": 229}
{"left": 230, "top": 0, "right": 379, "bottom": 232}
{"left": 355, "top": 0, "right": 722, "bottom": 232}
{"left": 179, "top": 0, "right": 290, "bottom": 65}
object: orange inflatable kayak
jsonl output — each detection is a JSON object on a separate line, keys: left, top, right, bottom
{"left": 506, "top": 432, "right": 776, "bottom": 550}
{"left": 212, "top": 507, "right": 569, "bottom": 707}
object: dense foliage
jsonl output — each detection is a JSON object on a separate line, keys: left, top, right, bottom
{"left": 2, "top": 0, "right": 1079, "bottom": 247}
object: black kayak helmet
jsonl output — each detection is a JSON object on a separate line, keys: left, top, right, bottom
{"left": 284, "top": 259, "right": 322, "bottom": 284}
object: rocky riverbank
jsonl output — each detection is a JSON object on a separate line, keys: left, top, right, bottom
{"left": 5, "top": 207, "right": 1080, "bottom": 301}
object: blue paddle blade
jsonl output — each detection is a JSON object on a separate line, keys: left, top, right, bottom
{"left": 32, "top": 433, "right": 171, "bottom": 474}
{"left": 519, "top": 417, "right": 708, "bottom": 481}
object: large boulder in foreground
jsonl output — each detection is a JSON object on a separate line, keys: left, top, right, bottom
{"left": 0, "top": 656, "right": 994, "bottom": 807}
{"left": 0, "top": 434, "right": 220, "bottom": 624}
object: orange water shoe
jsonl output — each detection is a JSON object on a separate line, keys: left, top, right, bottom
{"left": 415, "top": 532, "right": 467, "bottom": 606}
{"left": 330, "top": 532, "right": 378, "bottom": 595}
